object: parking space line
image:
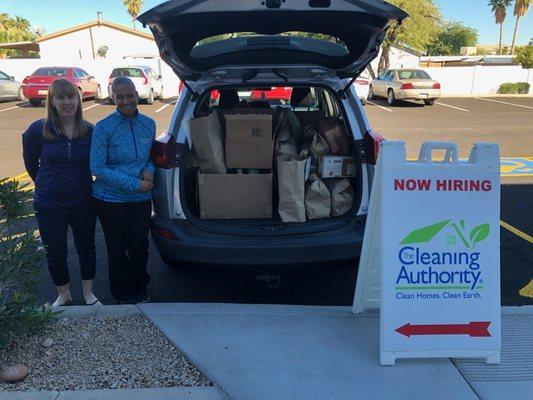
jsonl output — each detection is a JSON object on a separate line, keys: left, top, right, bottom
{"left": 367, "top": 101, "right": 393, "bottom": 112}
{"left": 155, "top": 100, "right": 177, "bottom": 113}
{"left": 500, "top": 220, "right": 533, "bottom": 243}
{"left": 435, "top": 102, "right": 469, "bottom": 112}
{"left": 0, "top": 106, "right": 19, "bottom": 113}
{"left": 475, "top": 97, "right": 533, "bottom": 110}
{"left": 83, "top": 103, "right": 102, "bottom": 111}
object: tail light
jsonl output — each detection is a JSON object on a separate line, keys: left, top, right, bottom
{"left": 22, "top": 76, "right": 29, "bottom": 84}
{"left": 400, "top": 83, "right": 414, "bottom": 90}
{"left": 355, "top": 79, "right": 369, "bottom": 85}
{"left": 433, "top": 82, "right": 441, "bottom": 89}
{"left": 154, "top": 227, "right": 178, "bottom": 241}
{"left": 363, "top": 130, "right": 385, "bottom": 165}
{"left": 151, "top": 133, "right": 177, "bottom": 169}
{"left": 141, "top": 74, "right": 148, "bottom": 85}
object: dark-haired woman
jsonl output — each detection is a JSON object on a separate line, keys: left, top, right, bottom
{"left": 22, "top": 79, "right": 100, "bottom": 307}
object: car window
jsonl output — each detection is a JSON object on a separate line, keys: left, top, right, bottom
{"left": 33, "top": 67, "right": 68, "bottom": 77}
{"left": 73, "top": 69, "right": 82, "bottom": 78}
{"left": 79, "top": 69, "right": 90, "bottom": 78}
{"left": 111, "top": 68, "right": 143, "bottom": 78}
{"left": 398, "top": 70, "right": 431, "bottom": 80}
{"left": 0, "top": 71, "right": 9, "bottom": 80}
{"left": 386, "top": 71, "right": 395, "bottom": 81}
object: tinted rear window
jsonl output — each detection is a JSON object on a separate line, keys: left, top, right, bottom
{"left": 33, "top": 67, "right": 68, "bottom": 77}
{"left": 398, "top": 70, "right": 431, "bottom": 80}
{"left": 111, "top": 68, "right": 143, "bottom": 78}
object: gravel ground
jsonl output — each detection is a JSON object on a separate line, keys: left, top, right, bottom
{"left": 0, "top": 315, "right": 211, "bottom": 391}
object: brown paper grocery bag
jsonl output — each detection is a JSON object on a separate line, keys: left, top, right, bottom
{"left": 327, "top": 178, "right": 354, "bottom": 216}
{"left": 277, "top": 155, "right": 309, "bottom": 223}
{"left": 305, "top": 174, "right": 331, "bottom": 220}
{"left": 189, "top": 112, "right": 226, "bottom": 174}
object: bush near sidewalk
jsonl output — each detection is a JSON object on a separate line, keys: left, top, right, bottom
{"left": 498, "top": 82, "right": 530, "bottom": 94}
{"left": 0, "top": 178, "right": 55, "bottom": 349}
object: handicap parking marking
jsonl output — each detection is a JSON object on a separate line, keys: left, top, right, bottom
{"left": 435, "top": 101, "right": 469, "bottom": 112}
{"left": 500, "top": 157, "right": 533, "bottom": 176}
{"left": 367, "top": 101, "right": 393, "bottom": 112}
{"left": 475, "top": 97, "right": 533, "bottom": 110}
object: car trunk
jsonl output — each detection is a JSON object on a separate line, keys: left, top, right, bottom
{"left": 179, "top": 85, "right": 363, "bottom": 236}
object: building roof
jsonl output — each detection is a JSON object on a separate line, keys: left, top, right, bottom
{"left": 35, "top": 20, "right": 154, "bottom": 43}
{"left": 0, "top": 40, "right": 39, "bottom": 52}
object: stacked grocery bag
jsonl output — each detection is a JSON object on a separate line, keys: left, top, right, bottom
{"left": 189, "top": 104, "right": 355, "bottom": 221}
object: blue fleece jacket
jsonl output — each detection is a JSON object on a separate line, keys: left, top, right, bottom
{"left": 90, "top": 110, "right": 155, "bottom": 203}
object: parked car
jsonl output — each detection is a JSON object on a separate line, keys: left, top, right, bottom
{"left": 138, "top": 0, "right": 407, "bottom": 268}
{"left": 353, "top": 74, "right": 371, "bottom": 105}
{"left": 107, "top": 66, "right": 163, "bottom": 104}
{"left": 22, "top": 67, "right": 101, "bottom": 107}
{"left": 0, "top": 70, "right": 25, "bottom": 102}
{"left": 369, "top": 69, "right": 441, "bottom": 106}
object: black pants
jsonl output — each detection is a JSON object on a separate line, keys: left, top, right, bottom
{"left": 35, "top": 202, "right": 96, "bottom": 287}
{"left": 94, "top": 198, "right": 151, "bottom": 301}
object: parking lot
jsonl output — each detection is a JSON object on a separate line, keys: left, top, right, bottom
{"left": 0, "top": 95, "right": 531, "bottom": 307}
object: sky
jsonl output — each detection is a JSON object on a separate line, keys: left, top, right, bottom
{"left": 0, "top": 0, "right": 531, "bottom": 46}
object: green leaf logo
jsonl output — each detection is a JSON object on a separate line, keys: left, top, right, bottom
{"left": 470, "top": 223, "right": 490, "bottom": 248}
{"left": 400, "top": 219, "right": 451, "bottom": 244}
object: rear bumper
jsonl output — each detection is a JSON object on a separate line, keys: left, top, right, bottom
{"left": 396, "top": 89, "right": 440, "bottom": 100}
{"left": 22, "top": 86, "right": 48, "bottom": 99}
{"left": 150, "top": 215, "right": 365, "bottom": 268}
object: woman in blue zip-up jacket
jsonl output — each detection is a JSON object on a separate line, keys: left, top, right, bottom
{"left": 90, "top": 76, "right": 155, "bottom": 304}
{"left": 22, "top": 79, "right": 100, "bottom": 307}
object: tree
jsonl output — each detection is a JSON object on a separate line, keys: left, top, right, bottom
{"left": 426, "top": 22, "right": 478, "bottom": 56}
{"left": 370, "top": 0, "right": 443, "bottom": 77}
{"left": 123, "top": 0, "right": 143, "bottom": 30}
{"left": 514, "top": 45, "right": 533, "bottom": 68}
{"left": 0, "top": 14, "right": 35, "bottom": 58}
{"left": 488, "top": 0, "right": 512, "bottom": 55}
{"left": 510, "top": 0, "right": 531, "bottom": 54}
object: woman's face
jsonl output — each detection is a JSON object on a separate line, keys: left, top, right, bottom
{"left": 52, "top": 91, "right": 79, "bottom": 118}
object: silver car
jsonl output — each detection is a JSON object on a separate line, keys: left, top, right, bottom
{"left": 108, "top": 66, "right": 163, "bottom": 104}
{"left": 138, "top": 0, "right": 407, "bottom": 268}
{"left": 0, "top": 70, "right": 24, "bottom": 102}
{"left": 369, "top": 69, "right": 441, "bottom": 106}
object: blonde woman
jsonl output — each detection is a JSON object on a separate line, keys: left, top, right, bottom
{"left": 22, "top": 79, "right": 101, "bottom": 307}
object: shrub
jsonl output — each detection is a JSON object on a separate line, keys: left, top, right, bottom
{"left": 516, "top": 82, "right": 530, "bottom": 94}
{"left": 0, "top": 178, "right": 55, "bottom": 349}
{"left": 514, "top": 46, "right": 533, "bottom": 69}
{"left": 498, "top": 83, "right": 518, "bottom": 94}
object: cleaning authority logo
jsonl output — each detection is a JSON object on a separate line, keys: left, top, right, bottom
{"left": 395, "top": 219, "right": 489, "bottom": 291}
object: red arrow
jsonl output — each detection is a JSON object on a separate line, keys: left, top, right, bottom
{"left": 396, "top": 322, "right": 491, "bottom": 337}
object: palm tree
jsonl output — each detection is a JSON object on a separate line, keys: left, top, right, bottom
{"left": 123, "top": 0, "right": 143, "bottom": 30}
{"left": 510, "top": 0, "right": 531, "bottom": 54}
{"left": 488, "top": 0, "right": 512, "bottom": 55}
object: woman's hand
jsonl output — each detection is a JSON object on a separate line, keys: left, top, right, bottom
{"left": 140, "top": 179, "right": 154, "bottom": 192}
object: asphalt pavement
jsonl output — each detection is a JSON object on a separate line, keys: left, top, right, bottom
{"left": 0, "top": 96, "right": 531, "bottom": 308}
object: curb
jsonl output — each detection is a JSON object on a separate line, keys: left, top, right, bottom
{"left": 52, "top": 304, "right": 142, "bottom": 319}
{"left": 0, "top": 387, "right": 231, "bottom": 400}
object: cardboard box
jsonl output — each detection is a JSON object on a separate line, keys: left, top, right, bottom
{"left": 198, "top": 173, "right": 273, "bottom": 219}
{"left": 225, "top": 114, "right": 273, "bottom": 169}
{"left": 319, "top": 156, "right": 356, "bottom": 178}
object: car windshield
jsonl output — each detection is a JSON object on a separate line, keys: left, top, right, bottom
{"left": 397, "top": 70, "right": 431, "bottom": 80}
{"left": 33, "top": 67, "right": 68, "bottom": 77}
{"left": 111, "top": 68, "right": 143, "bottom": 78}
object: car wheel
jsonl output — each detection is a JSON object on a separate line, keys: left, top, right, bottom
{"left": 424, "top": 99, "right": 435, "bottom": 106}
{"left": 95, "top": 86, "right": 102, "bottom": 100}
{"left": 29, "top": 99, "right": 41, "bottom": 107}
{"left": 146, "top": 89, "right": 155, "bottom": 104}
{"left": 387, "top": 89, "right": 396, "bottom": 106}
{"left": 17, "top": 87, "right": 26, "bottom": 101}
{"left": 368, "top": 85, "right": 374, "bottom": 100}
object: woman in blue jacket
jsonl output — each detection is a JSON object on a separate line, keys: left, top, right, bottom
{"left": 22, "top": 79, "right": 100, "bottom": 307}
{"left": 90, "top": 76, "right": 155, "bottom": 304}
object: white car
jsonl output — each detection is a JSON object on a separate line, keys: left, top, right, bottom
{"left": 108, "top": 66, "right": 163, "bottom": 104}
{"left": 354, "top": 74, "right": 370, "bottom": 105}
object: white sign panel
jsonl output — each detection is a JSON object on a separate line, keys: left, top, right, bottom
{"left": 354, "top": 141, "right": 501, "bottom": 366}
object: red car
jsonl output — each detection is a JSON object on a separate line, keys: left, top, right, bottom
{"left": 250, "top": 86, "right": 292, "bottom": 103}
{"left": 22, "top": 67, "right": 101, "bottom": 107}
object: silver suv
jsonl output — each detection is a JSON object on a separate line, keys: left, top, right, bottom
{"left": 108, "top": 66, "right": 163, "bottom": 104}
{"left": 138, "top": 0, "right": 407, "bottom": 268}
